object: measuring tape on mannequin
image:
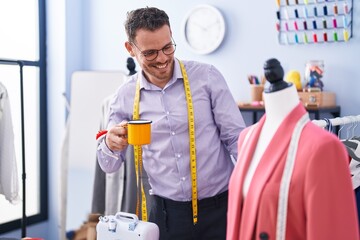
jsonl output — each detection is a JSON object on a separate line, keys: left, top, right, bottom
{"left": 276, "top": 113, "right": 309, "bottom": 240}
{"left": 133, "top": 59, "right": 199, "bottom": 224}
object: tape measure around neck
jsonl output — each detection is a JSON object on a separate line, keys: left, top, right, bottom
{"left": 179, "top": 60, "right": 198, "bottom": 225}
{"left": 133, "top": 60, "right": 198, "bottom": 225}
{"left": 133, "top": 74, "right": 147, "bottom": 221}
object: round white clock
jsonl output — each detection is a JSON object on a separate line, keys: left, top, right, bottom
{"left": 183, "top": 4, "right": 226, "bottom": 55}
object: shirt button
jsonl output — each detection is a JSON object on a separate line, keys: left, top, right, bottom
{"left": 171, "top": 131, "right": 175, "bottom": 136}
{"left": 166, "top": 111, "right": 170, "bottom": 115}
{"left": 181, "top": 177, "right": 186, "bottom": 181}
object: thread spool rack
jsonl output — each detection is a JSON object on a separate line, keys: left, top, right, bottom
{"left": 276, "top": 0, "right": 354, "bottom": 45}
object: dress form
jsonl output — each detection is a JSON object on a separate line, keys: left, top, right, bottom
{"left": 127, "top": 57, "right": 137, "bottom": 76}
{"left": 243, "top": 58, "right": 300, "bottom": 197}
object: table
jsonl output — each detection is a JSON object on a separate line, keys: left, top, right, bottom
{"left": 238, "top": 104, "right": 341, "bottom": 125}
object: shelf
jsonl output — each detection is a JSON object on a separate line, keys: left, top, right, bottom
{"left": 238, "top": 103, "right": 341, "bottom": 132}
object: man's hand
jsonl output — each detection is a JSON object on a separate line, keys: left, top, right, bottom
{"left": 105, "top": 121, "right": 128, "bottom": 151}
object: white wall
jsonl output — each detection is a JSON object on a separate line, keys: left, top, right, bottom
{"left": 80, "top": 0, "right": 360, "bottom": 116}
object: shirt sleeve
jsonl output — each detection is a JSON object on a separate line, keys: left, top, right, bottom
{"left": 96, "top": 134, "right": 126, "bottom": 173}
{"left": 208, "top": 65, "right": 246, "bottom": 158}
{"left": 96, "top": 80, "right": 134, "bottom": 173}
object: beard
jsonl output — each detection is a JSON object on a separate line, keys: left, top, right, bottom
{"left": 141, "top": 57, "right": 175, "bottom": 88}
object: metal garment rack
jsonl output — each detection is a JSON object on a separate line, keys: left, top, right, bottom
{"left": 312, "top": 114, "right": 360, "bottom": 128}
{"left": 0, "top": 58, "right": 27, "bottom": 237}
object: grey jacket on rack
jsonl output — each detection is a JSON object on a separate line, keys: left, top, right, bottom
{"left": 92, "top": 94, "right": 153, "bottom": 218}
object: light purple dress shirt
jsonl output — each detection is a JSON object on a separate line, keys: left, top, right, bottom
{"left": 97, "top": 60, "right": 246, "bottom": 201}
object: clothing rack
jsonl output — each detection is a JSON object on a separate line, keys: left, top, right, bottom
{"left": 0, "top": 58, "right": 27, "bottom": 237}
{"left": 312, "top": 115, "right": 360, "bottom": 128}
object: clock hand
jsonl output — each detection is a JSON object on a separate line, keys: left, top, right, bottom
{"left": 189, "top": 21, "right": 207, "bottom": 31}
{"left": 205, "top": 20, "right": 220, "bottom": 30}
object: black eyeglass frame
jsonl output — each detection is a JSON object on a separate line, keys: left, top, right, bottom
{"left": 131, "top": 39, "right": 177, "bottom": 61}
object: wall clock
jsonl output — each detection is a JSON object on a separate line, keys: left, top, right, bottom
{"left": 183, "top": 4, "right": 226, "bottom": 55}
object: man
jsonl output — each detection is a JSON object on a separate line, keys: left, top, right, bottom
{"left": 97, "top": 7, "right": 245, "bottom": 240}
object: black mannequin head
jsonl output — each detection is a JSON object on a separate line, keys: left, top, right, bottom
{"left": 127, "top": 57, "right": 137, "bottom": 76}
{"left": 263, "top": 58, "right": 292, "bottom": 93}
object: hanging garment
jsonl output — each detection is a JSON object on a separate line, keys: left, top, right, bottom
{"left": 227, "top": 103, "right": 359, "bottom": 240}
{"left": 349, "top": 151, "right": 360, "bottom": 231}
{"left": 92, "top": 94, "right": 128, "bottom": 215}
{"left": 91, "top": 95, "right": 112, "bottom": 214}
{"left": 343, "top": 139, "right": 360, "bottom": 162}
{"left": 350, "top": 158, "right": 360, "bottom": 190}
{"left": 92, "top": 94, "right": 152, "bottom": 217}
{"left": 0, "top": 82, "right": 20, "bottom": 204}
{"left": 59, "top": 96, "right": 71, "bottom": 240}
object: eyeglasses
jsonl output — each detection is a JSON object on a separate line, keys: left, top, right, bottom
{"left": 131, "top": 40, "right": 176, "bottom": 61}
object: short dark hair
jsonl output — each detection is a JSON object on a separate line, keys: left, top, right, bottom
{"left": 125, "top": 7, "right": 170, "bottom": 43}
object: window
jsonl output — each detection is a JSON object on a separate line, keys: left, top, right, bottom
{"left": 0, "top": 0, "right": 47, "bottom": 236}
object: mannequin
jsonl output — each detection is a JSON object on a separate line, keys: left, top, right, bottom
{"left": 243, "top": 58, "right": 299, "bottom": 197}
{"left": 126, "top": 57, "right": 137, "bottom": 76}
{"left": 227, "top": 58, "right": 359, "bottom": 240}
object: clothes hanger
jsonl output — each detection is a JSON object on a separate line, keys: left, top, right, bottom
{"left": 350, "top": 117, "right": 360, "bottom": 141}
{"left": 340, "top": 118, "right": 360, "bottom": 162}
{"left": 342, "top": 138, "right": 360, "bottom": 162}
{"left": 323, "top": 118, "right": 333, "bottom": 133}
{"left": 337, "top": 118, "right": 345, "bottom": 139}
{"left": 352, "top": 136, "right": 360, "bottom": 141}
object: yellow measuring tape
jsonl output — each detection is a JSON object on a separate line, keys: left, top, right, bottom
{"left": 133, "top": 76, "right": 148, "bottom": 221}
{"left": 179, "top": 60, "right": 198, "bottom": 225}
{"left": 133, "top": 59, "right": 198, "bottom": 224}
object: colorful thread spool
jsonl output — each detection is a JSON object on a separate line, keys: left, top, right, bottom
{"left": 314, "top": 7, "right": 318, "bottom": 17}
{"left": 294, "top": 21, "right": 298, "bottom": 30}
{"left": 344, "top": 2, "right": 349, "bottom": 14}
{"left": 333, "top": 31, "right": 338, "bottom": 42}
{"left": 323, "top": 5, "right": 328, "bottom": 16}
{"left": 333, "top": 4, "right": 338, "bottom": 15}
{"left": 343, "top": 16, "right": 348, "bottom": 27}
{"left": 303, "top": 33, "right": 309, "bottom": 43}
{"left": 303, "top": 7, "right": 308, "bottom": 18}
{"left": 323, "top": 19, "right": 327, "bottom": 29}
{"left": 295, "top": 33, "right": 299, "bottom": 43}
{"left": 343, "top": 29, "right": 349, "bottom": 41}
{"left": 333, "top": 18, "right": 337, "bottom": 28}
{"left": 303, "top": 20, "right": 308, "bottom": 30}
{"left": 313, "top": 32, "right": 318, "bottom": 43}
{"left": 312, "top": 20, "right": 317, "bottom": 29}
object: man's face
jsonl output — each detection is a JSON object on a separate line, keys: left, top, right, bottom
{"left": 126, "top": 25, "right": 175, "bottom": 89}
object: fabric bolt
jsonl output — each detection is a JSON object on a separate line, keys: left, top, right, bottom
{"left": 97, "top": 60, "right": 245, "bottom": 202}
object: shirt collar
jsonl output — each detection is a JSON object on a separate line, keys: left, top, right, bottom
{"left": 138, "top": 59, "right": 183, "bottom": 90}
